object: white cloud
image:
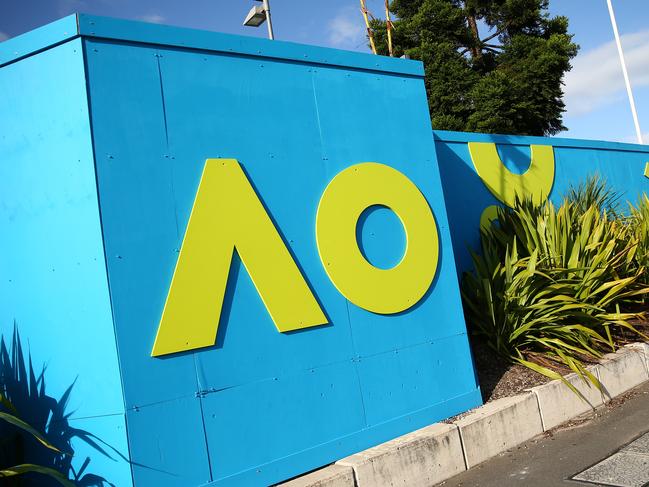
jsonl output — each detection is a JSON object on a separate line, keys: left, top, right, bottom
{"left": 564, "top": 30, "right": 649, "bottom": 116}
{"left": 0, "top": 32, "right": 8, "bottom": 42}
{"left": 138, "top": 14, "right": 166, "bottom": 24}
{"left": 327, "top": 6, "right": 366, "bottom": 50}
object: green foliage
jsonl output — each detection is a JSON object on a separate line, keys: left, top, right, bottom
{"left": 0, "top": 327, "right": 117, "bottom": 486}
{"left": 370, "top": 0, "right": 578, "bottom": 135}
{"left": 566, "top": 174, "right": 621, "bottom": 217}
{"left": 0, "top": 399, "right": 73, "bottom": 486}
{"left": 461, "top": 177, "right": 649, "bottom": 392}
{"left": 629, "top": 194, "right": 649, "bottom": 281}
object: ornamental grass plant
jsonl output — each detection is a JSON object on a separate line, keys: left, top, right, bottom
{"left": 629, "top": 193, "right": 649, "bottom": 283}
{"left": 461, "top": 177, "right": 649, "bottom": 393}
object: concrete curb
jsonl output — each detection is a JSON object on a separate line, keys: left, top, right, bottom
{"left": 279, "top": 465, "right": 355, "bottom": 487}
{"left": 337, "top": 423, "right": 466, "bottom": 487}
{"left": 278, "top": 343, "right": 649, "bottom": 487}
{"left": 455, "top": 392, "right": 543, "bottom": 468}
{"left": 530, "top": 365, "right": 603, "bottom": 431}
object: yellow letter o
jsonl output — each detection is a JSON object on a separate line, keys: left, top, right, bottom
{"left": 316, "top": 163, "right": 439, "bottom": 314}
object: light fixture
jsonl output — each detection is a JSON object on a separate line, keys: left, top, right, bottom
{"left": 243, "top": 5, "right": 266, "bottom": 28}
{"left": 243, "top": 0, "right": 275, "bottom": 40}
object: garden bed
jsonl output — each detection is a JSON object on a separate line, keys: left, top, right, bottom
{"left": 472, "top": 318, "right": 649, "bottom": 404}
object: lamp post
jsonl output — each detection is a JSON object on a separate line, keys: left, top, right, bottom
{"left": 606, "top": 0, "right": 643, "bottom": 144}
{"left": 243, "top": 0, "right": 275, "bottom": 40}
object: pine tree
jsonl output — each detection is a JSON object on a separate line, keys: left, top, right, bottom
{"left": 370, "top": 0, "right": 578, "bottom": 135}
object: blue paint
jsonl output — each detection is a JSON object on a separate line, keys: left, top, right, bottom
{"left": 1, "top": 15, "right": 483, "bottom": 487}
{"left": 357, "top": 205, "right": 406, "bottom": 270}
{"left": 75, "top": 14, "right": 423, "bottom": 77}
{"left": 0, "top": 15, "right": 78, "bottom": 67}
{"left": 0, "top": 38, "right": 131, "bottom": 486}
{"left": 78, "top": 15, "right": 479, "bottom": 486}
{"left": 434, "top": 130, "right": 649, "bottom": 277}
{"left": 496, "top": 144, "right": 531, "bottom": 175}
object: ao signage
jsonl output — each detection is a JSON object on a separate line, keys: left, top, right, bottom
{"left": 152, "top": 143, "right": 555, "bottom": 357}
{"left": 151, "top": 159, "right": 440, "bottom": 357}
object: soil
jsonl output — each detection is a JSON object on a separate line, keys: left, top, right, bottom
{"left": 470, "top": 340, "right": 551, "bottom": 403}
{"left": 469, "top": 318, "right": 649, "bottom": 404}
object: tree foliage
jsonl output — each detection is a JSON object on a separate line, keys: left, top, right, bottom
{"left": 370, "top": 0, "right": 578, "bottom": 135}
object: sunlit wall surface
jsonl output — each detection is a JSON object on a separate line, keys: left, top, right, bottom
{"left": 0, "top": 15, "right": 481, "bottom": 487}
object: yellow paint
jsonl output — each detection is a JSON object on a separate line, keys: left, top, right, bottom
{"left": 479, "top": 205, "right": 500, "bottom": 229}
{"left": 644, "top": 162, "right": 649, "bottom": 178}
{"left": 468, "top": 143, "right": 555, "bottom": 207}
{"left": 316, "top": 163, "right": 439, "bottom": 314}
{"left": 152, "top": 159, "right": 327, "bottom": 357}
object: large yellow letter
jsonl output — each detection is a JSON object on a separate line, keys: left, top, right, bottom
{"left": 316, "top": 163, "right": 439, "bottom": 314}
{"left": 152, "top": 159, "right": 327, "bottom": 357}
{"left": 468, "top": 143, "right": 555, "bottom": 207}
{"left": 468, "top": 143, "right": 555, "bottom": 228}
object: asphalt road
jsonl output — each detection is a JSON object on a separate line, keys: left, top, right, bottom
{"left": 438, "top": 382, "right": 649, "bottom": 487}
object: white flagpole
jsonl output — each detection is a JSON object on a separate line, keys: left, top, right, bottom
{"left": 606, "top": 0, "right": 643, "bottom": 144}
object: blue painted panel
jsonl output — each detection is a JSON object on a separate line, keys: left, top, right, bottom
{"left": 0, "top": 39, "right": 131, "bottom": 485}
{"left": 84, "top": 28, "right": 480, "bottom": 487}
{"left": 0, "top": 14, "right": 78, "bottom": 67}
{"left": 434, "top": 130, "right": 649, "bottom": 276}
{"left": 67, "top": 415, "right": 132, "bottom": 487}
{"left": 202, "top": 388, "right": 480, "bottom": 487}
{"left": 435, "top": 129, "right": 649, "bottom": 152}
{"left": 76, "top": 14, "right": 423, "bottom": 77}
{"left": 126, "top": 396, "right": 212, "bottom": 487}
{"left": 84, "top": 40, "right": 199, "bottom": 406}
{"left": 83, "top": 39, "right": 211, "bottom": 484}
{"left": 356, "top": 335, "right": 478, "bottom": 427}
{"left": 201, "top": 361, "right": 365, "bottom": 484}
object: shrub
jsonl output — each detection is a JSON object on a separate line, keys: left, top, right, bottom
{"left": 629, "top": 194, "right": 649, "bottom": 284}
{"left": 461, "top": 177, "right": 649, "bottom": 392}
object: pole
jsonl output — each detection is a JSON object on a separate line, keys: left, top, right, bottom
{"left": 360, "top": 0, "right": 377, "bottom": 54}
{"left": 606, "top": 0, "right": 643, "bottom": 143}
{"left": 263, "top": 0, "right": 274, "bottom": 40}
{"left": 385, "top": 0, "right": 394, "bottom": 57}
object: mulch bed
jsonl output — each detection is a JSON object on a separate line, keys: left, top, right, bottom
{"left": 469, "top": 318, "right": 649, "bottom": 404}
{"left": 441, "top": 318, "right": 649, "bottom": 424}
{"left": 470, "top": 340, "right": 551, "bottom": 403}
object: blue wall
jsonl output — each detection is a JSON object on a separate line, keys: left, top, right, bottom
{"left": 0, "top": 37, "right": 132, "bottom": 486}
{"left": 434, "top": 130, "right": 649, "bottom": 277}
{"left": 7, "top": 14, "right": 649, "bottom": 487}
{"left": 80, "top": 16, "right": 480, "bottom": 487}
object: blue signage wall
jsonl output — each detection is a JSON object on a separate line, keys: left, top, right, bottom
{"left": 434, "top": 131, "right": 649, "bottom": 277}
{"left": 0, "top": 15, "right": 481, "bottom": 487}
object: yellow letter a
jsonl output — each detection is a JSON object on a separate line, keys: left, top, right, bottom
{"left": 151, "top": 159, "right": 327, "bottom": 357}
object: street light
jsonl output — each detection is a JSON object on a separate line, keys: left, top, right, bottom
{"left": 243, "top": 0, "right": 274, "bottom": 40}
{"left": 606, "top": 0, "right": 643, "bottom": 144}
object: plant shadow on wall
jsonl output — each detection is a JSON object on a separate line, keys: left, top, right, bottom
{"left": 0, "top": 326, "right": 119, "bottom": 486}
{"left": 461, "top": 176, "right": 649, "bottom": 399}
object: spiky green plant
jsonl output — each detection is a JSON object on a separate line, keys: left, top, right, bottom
{"left": 0, "top": 396, "right": 73, "bottom": 486}
{"left": 566, "top": 174, "right": 621, "bottom": 217}
{"left": 629, "top": 193, "right": 649, "bottom": 283}
{"left": 462, "top": 182, "right": 649, "bottom": 394}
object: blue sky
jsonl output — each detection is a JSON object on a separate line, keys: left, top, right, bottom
{"left": 1, "top": 0, "right": 647, "bottom": 143}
